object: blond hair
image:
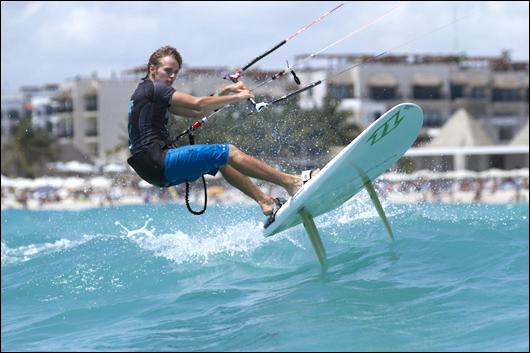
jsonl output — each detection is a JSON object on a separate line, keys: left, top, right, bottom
{"left": 144, "top": 46, "right": 183, "bottom": 79}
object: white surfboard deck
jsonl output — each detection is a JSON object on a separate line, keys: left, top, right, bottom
{"left": 264, "top": 102, "right": 423, "bottom": 237}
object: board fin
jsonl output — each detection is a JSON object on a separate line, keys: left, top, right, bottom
{"left": 351, "top": 164, "right": 395, "bottom": 241}
{"left": 298, "top": 207, "right": 327, "bottom": 267}
{"left": 364, "top": 179, "right": 394, "bottom": 241}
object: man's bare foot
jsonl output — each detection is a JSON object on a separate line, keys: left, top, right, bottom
{"left": 285, "top": 168, "right": 320, "bottom": 196}
{"left": 260, "top": 197, "right": 276, "bottom": 216}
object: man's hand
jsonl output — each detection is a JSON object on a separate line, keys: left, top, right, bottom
{"left": 219, "top": 81, "right": 254, "bottom": 101}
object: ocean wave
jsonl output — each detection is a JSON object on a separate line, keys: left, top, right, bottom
{"left": 1, "top": 236, "right": 94, "bottom": 266}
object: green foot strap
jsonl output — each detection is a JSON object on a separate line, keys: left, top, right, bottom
{"left": 299, "top": 208, "right": 327, "bottom": 267}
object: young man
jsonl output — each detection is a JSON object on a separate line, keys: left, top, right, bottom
{"left": 127, "top": 46, "right": 317, "bottom": 227}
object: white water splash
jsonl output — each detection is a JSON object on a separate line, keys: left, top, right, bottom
{"left": 115, "top": 218, "right": 304, "bottom": 264}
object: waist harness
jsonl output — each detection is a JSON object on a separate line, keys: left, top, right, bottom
{"left": 127, "top": 135, "right": 207, "bottom": 215}
{"left": 127, "top": 141, "right": 169, "bottom": 188}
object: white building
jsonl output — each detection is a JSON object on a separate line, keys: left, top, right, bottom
{"left": 46, "top": 66, "right": 294, "bottom": 163}
{"left": 405, "top": 109, "right": 528, "bottom": 171}
{"left": 1, "top": 90, "right": 25, "bottom": 138}
{"left": 3, "top": 53, "right": 528, "bottom": 171}
{"left": 296, "top": 53, "right": 528, "bottom": 145}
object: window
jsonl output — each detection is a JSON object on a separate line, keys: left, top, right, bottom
{"left": 450, "top": 84, "right": 465, "bottom": 100}
{"left": 327, "top": 84, "right": 354, "bottom": 99}
{"left": 53, "top": 100, "right": 73, "bottom": 113}
{"left": 57, "top": 118, "right": 74, "bottom": 138}
{"left": 413, "top": 85, "right": 441, "bottom": 99}
{"left": 84, "top": 95, "right": 98, "bottom": 111}
{"left": 7, "top": 109, "right": 20, "bottom": 120}
{"left": 498, "top": 128, "right": 513, "bottom": 141}
{"left": 493, "top": 111, "right": 518, "bottom": 117}
{"left": 424, "top": 110, "right": 443, "bottom": 127}
{"left": 492, "top": 88, "right": 522, "bottom": 102}
{"left": 369, "top": 86, "right": 396, "bottom": 100}
{"left": 469, "top": 87, "right": 487, "bottom": 99}
{"left": 489, "top": 155, "right": 505, "bottom": 169}
{"left": 85, "top": 129, "right": 98, "bottom": 137}
{"left": 85, "top": 118, "right": 98, "bottom": 137}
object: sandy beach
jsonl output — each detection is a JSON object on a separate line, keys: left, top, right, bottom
{"left": 2, "top": 171, "right": 528, "bottom": 211}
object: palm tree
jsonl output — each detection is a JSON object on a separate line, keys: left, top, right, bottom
{"left": 162, "top": 94, "right": 361, "bottom": 171}
{"left": 1, "top": 117, "right": 59, "bottom": 178}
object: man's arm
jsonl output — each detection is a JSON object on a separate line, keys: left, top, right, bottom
{"left": 168, "top": 82, "right": 254, "bottom": 117}
{"left": 169, "top": 106, "right": 204, "bottom": 119}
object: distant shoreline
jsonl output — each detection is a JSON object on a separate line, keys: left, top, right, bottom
{"left": 2, "top": 170, "right": 528, "bottom": 211}
{"left": 2, "top": 188, "right": 527, "bottom": 212}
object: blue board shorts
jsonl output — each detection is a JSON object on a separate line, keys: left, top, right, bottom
{"left": 163, "top": 144, "right": 230, "bottom": 186}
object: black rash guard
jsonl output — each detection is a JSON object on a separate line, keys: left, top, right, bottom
{"left": 128, "top": 78, "right": 176, "bottom": 153}
{"left": 126, "top": 79, "right": 176, "bottom": 187}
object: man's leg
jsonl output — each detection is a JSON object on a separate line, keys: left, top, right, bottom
{"left": 226, "top": 145, "right": 302, "bottom": 196}
{"left": 220, "top": 164, "right": 276, "bottom": 215}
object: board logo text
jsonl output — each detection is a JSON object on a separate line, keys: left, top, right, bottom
{"left": 367, "top": 110, "right": 404, "bottom": 146}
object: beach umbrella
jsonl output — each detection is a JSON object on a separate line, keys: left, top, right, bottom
{"left": 380, "top": 172, "right": 415, "bottom": 181}
{"left": 1, "top": 175, "right": 14, "bottom": 188}
{"left": 445, "top": 169, "right": 479, "bottom": 179}
{"left": 33, "top": 177, "right": 65, "bottom": 188}
{"left": 63, "top": 177, "right": 86, "bottom": 190}
{"left": 5, "top": 177, "right": 35, "bottom": 189}
{"left": 89, "top": 176, "right": 112, "bottom": 189}
{"left": 54, "top": 161, "right": 95, "bottom": 174}
{"left": 510, "top": 168, "right": 529, "bottom": 178}
{"left": 103, "top": 164, "right": 126, "bottom": 173}
{"left": 412, "top": 169, "right": 438, "bottom": 179}
{"left": 479, "top": 168, "right": 510, "bottom": 178}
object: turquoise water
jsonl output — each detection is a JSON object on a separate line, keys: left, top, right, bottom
{"left": 1, "top": 198, "right": 528, "bottom": 352}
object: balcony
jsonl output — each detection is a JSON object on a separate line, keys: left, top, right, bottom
{"left": 84, "top": 96, "right": 98, "bottom": 111}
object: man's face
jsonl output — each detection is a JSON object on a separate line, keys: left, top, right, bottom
{"left": 150, "top": 56, "right": 180, "bottom": 86}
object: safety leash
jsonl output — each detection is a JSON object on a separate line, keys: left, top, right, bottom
{"left": 183, "top": 132, "right": 207, "bottom": 215}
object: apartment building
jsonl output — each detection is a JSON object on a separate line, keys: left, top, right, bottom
{"left": 296, "top": 53, "right": 529, "bottom": 145}
{"left": 2, "top": 53, "right": 527, "bottom": 167}
{"left": 21, "top": 66, "right": 294, "bottom": 163}
{"left": 1, "top": 90, "right": 25, "bottom": 138}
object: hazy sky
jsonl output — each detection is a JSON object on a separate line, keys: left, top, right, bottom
{"left": 2, "top": 1, "right": 529, "bottom": 91}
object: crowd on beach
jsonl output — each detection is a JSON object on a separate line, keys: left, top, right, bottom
{"left": 1, "top": 167, "right": 528, "bottom": 210}
{"left": 379, "top": 172, "right": 529, "bottom": 204}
